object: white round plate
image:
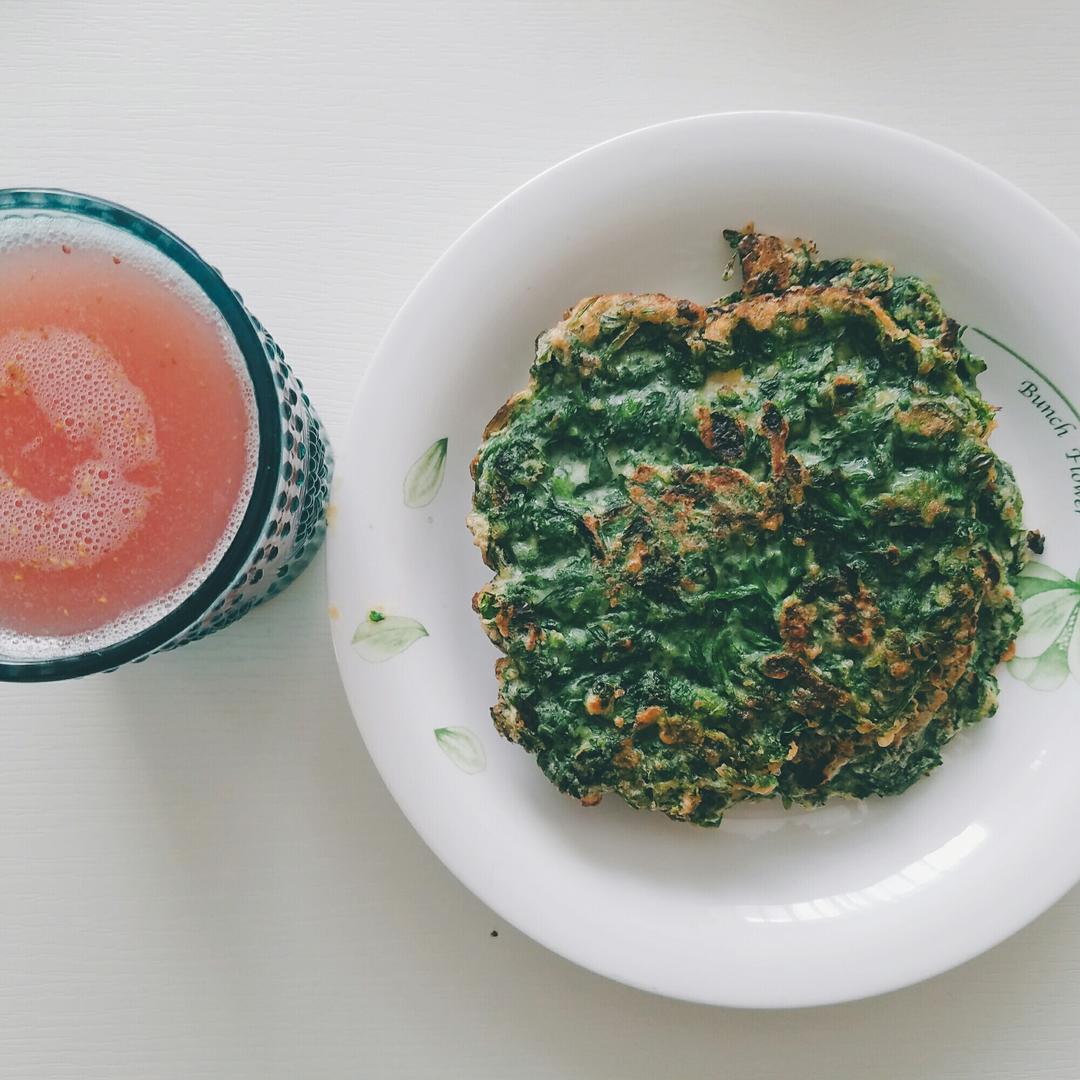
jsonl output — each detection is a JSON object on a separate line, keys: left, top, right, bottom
{"left": 327, "top": 113, "right": 1080, "bottom": 1007}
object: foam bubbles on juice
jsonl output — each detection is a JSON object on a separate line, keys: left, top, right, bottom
{"left": 0, "top": 327, "right": 160, "bottom": 568}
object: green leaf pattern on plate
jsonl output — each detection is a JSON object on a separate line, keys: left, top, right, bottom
{"left": 352, "top": 614, "right": 429, "bottom": 661}
{"left": 403, "top": 437, "right": 448, "bottom": 508}
{"left": 1010, "top": 562, "right": 1080, "bottom": 691}
{"left": 434, "top": 726, "right": 487, "bottom": 773}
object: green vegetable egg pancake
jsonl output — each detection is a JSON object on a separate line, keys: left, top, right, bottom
{"left": 468, "top": 229, "right": 1031, "bottom": 827}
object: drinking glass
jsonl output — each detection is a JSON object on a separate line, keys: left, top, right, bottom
{"left": 0, "top": 189, "right": 332, "bottom": 681}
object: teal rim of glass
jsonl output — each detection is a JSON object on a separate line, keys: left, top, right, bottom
{"left": 0, "top": 188, "right": 282, "bottom": 682}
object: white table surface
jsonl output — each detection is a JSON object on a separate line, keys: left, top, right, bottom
{"left": 2, "top": 2, "right": 1079, "bottom": 1076}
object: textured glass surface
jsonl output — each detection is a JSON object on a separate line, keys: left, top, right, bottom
{"left": 167, "top": 312, "right": 333, "bottom": 647}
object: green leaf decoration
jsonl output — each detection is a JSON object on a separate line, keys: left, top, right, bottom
{"left": 1014, "top": 560, "right": 1076, "bottom": 601}
{"left": 352, "top": 614, "right": 428, "bottom": 661}
{"left": 1010, "top": 561, "right": 1080, "bottom": 691}
{"left": 404, "top": 437, "right": 448, "bottom": 508}
{"left": 1012, "top": 588, "right": 1080, "bottom": 661}
{"left": 1010, "top": 611, "right": 1078, "bottom": 691}
{"left": 434, "top": 726, "right": 487, "bottom": 773}
{"left": 1069, "top": 611, "right": 1080, "bottom": 683}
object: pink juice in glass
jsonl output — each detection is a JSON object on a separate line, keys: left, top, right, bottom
{"left": 0, "top": 214, "right": 257, "bottom": 656}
